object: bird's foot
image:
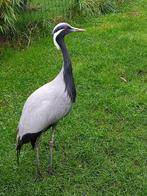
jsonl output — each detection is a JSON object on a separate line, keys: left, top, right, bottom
{"left": 48, "top": 165, "right": 54, "bottom": 176}
{"left": 54, "top": 143, "right": 59, "bottom": 151}
{"left": 34, "top": 170, "right": 43, "bottom": 182}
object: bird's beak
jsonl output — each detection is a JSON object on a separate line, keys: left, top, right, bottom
{"left": 72, "top": 27, "right": 86, "bottom": 32}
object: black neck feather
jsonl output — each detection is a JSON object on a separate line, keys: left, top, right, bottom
{"left": 57, "top": 36, "right": 76, "bottom": 103}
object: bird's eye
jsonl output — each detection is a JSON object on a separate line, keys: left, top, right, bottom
{"left": 64, "top": 26, "right": 71, "bottom": 31}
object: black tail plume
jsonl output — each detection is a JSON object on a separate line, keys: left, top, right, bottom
{"left": 16, "top": 137, "right": 22, "bottom": 166}
{"left": 16, "top": 149, "right": 20, "bottom": 166}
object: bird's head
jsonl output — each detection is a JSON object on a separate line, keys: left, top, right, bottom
{"left": 52, "top": 22, "right": 85, "bottom": 50}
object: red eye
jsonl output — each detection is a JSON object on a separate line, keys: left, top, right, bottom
{"left": 64, "top": 27, "right": 69, "bottom": 32}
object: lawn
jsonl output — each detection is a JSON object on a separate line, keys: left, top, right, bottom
{"left": 0, "top": 0, "right": 147, "bottom": 195}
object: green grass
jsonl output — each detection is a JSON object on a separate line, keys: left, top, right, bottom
{"left": 0, "top": 0, "right": 147, "bottom": 195}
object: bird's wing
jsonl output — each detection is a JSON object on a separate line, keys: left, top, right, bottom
{"left": 18, "top": 82, "right": 71, "bottom": 139}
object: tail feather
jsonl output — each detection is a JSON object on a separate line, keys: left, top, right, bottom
{"left": 16, "top": 137, "right": 22, "bottom": 166}
{"left": 16, "top": 148, "right": 20, "bottom": 165}
{"left": 16, "top": 127, "right": 22, "bottom": 165}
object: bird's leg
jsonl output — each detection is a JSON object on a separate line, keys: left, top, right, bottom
{"left": 35, "top": 139, "right": 42, "bottom": 178}
{"left": 48, "top": 125, "right": 56, "bottom": 175}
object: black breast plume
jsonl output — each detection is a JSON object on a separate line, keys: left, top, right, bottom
{"left": 64, "top": 65, "right": 76, "bottom": 103}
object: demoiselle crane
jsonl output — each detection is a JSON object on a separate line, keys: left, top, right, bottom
{"left": 16, "top": 23, "right": 85, "bottom": 176}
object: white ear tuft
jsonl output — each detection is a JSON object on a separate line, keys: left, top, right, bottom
{"left": 53, "top": 29, "right": 63, "bottom": 50}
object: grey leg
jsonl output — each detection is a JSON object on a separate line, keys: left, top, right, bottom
{"left": 35, "top": 139, "right": 42, "bottom": 178}
{"left": 48, "top": 125, "right": 56, "bottom": 175}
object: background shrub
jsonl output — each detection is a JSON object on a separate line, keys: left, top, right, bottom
{"left": 0, "top": 0, "right": 22, "bottom": 34}
{"left": 67, "top": 0, "right": 127, "bottom": 18}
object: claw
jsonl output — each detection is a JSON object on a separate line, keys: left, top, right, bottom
{"left": 34, "top": 170, "right": 43, "bottom": 182}
{"left": 48, "top": 165, "right": 54, "bottom": 176}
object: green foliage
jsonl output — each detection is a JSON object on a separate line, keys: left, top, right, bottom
{"left": 80, "top": 0, "right": 103, "bottom": 16}
{"left": 68, "top": 0, "right": 124, "bottom": 18}
{"left": 0, "top": 0, "right": 22, "bottom": 34}
{"left": 100, "top": 0, "right": 117, "bottom": 14}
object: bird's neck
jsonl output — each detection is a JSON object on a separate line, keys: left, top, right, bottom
{"left": 57, "top": 38, "right": 76, "bottom": 103}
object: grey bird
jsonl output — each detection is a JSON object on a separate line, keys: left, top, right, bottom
{"left": 16, "top": 22, "right": 85, "bottom": 176}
